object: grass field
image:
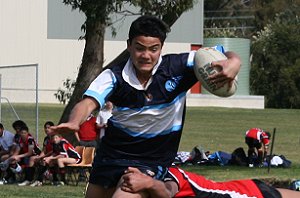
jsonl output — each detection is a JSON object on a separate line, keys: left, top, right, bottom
{"left": 0, "top": 104, "right": 299, "bottom": 197}
{"left": 180, "top": 107, "right": 300, "bottom": 183}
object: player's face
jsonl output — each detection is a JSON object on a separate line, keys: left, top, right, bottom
{"left": 44, "top": 124, "right": 52, "bottom": 136}
{"left": 127, "top": 36, "right": 162, "bottom": 76}
{"left": 20, "top": 130, "right": 28, "bottom": 139}
{"left": 52, "top": 135, "right": 61, "bottom": 144}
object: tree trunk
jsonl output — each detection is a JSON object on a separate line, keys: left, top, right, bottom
{"left": 59, "top": 20, "right": 105, "bottom": 142}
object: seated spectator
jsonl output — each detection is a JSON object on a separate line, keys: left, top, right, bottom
{"left": 0, "top": 123, "right": 15, "bottom": 184}
{"left": 75, "top": 114, "right": 98, "bottom": 147}
{"left": 28, "top": 121, "right": 55, "bottom": 187}
{"left": 120, "top": 166, "right": 300, "bottom": 198}
{"left": 0, "top": 120, "right": 29, "bottom": 184}
{"left": 4, "top": 125, "right": 41, "bottom": 186}
{"left": 43, "top": 133, "right": 81, "bottom": 186}
{"left": 11, "top": 120, "right": 28, "bottom": 156}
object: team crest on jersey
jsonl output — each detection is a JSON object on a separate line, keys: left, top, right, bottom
{"left": 165, "top": 76, "right": 182, "bottom": 92}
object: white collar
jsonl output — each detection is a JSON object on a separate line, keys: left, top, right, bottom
{"left": 122, "top": 56, "right": 162, "bottom": 90}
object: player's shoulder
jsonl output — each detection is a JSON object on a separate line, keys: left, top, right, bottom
{"left": 162, "top": 52, "right": 190, "bottom": 63}
{"left": 159, "top": 52, "right": 192, "bottom": 73}
{"left": 106, "top": 60, "right": 127, "bottom": 72}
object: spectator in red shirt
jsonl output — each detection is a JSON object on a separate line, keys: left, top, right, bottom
{"left": 75, "top": 114, "right": 98, "bottom": 147}
{"left": 0, "top": 120, "right": 29, "bottom": 184}
{"left": 8, "top": 125, "right": 41, "bottom": 186}
{"left": 245, "top": 128, "right": 271, "bottom": 167}
{"left": 28, "top": 121, "right": 55, "bottom": 187}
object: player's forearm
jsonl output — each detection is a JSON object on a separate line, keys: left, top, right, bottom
{"left": 68, "top": 97, "right": 98, "bottom": 126}
{"left": 74, "top": 132, "right": 80, "bottom": 142}
{"left": 146, "top": 180, "right": 174, "bottom": 198}
{"left": 44, "top": 151, "right": 53, "bottom": 157}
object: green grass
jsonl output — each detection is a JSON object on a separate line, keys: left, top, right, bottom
{"left": 0, "top": 183, "right": 85, "bottom": 198}
{"left": 180, "top": 107, "right": 300, "bottom": 182}
{"left": 0, "top": 104, "right": 299, "bottom": 196}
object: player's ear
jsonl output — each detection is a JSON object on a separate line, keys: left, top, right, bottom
{"left": 127, "top": 39, "right": 131, "bottom": 50}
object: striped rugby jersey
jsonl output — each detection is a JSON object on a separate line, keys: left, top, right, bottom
{"left": 84, "top": 52, "right": 197, "bottom": 167}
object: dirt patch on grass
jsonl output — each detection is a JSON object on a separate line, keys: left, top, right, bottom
{"left": 260, "top": 178, "right": 293, "bottom": 188}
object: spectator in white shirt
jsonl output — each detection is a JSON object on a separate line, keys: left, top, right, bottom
{"left": 96, "top": 101, "right": 113, "bottom": 139}
{"left": 0, "top": 123, "right": 15, "bottom": 162}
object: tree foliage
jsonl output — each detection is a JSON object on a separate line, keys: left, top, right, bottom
{"left": 204, "top": 0, "right": 300, "bottom": 38}
{"left": 251, "top": 0, "right": 300, "bottom": 32}
{"left": 250, "top": 10, "right": 300, "bottom": 108}
{"left": 204, "top": 0, "right": 256, "bottom": 38}
{"left": 54, "top": 78, "right": 76, "bottom": 104}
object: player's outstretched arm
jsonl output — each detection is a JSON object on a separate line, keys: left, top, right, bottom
{"left": 50, "top": 97, "right": 99, "bottom": 134}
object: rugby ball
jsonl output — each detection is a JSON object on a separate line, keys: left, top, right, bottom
{"left": 193, "top": 47, "right": 238, "bottom": 97}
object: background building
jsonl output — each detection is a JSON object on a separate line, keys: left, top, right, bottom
{"left": 0, "top": 0, "right": 203, "bottom": 103}
{"left": 0, "top": 0, "right": 263, "bottom": 109}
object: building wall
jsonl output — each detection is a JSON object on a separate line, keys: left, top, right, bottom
{"left": 0, "top": 0, "right": 203, "bottom": 103}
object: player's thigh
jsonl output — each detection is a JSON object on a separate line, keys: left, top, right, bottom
{"left": 112, "top": 177, "right": 148, "bottom": 198}
{"left": 85, "top": 183, "right": 115, "bottom": 198}
{"left": 112, "top": 186, "right": 148, "bottom": 198}
{"left": 277, "top": 188, "right": 300, "bottom": 198}
{"left": 58, "top": 157, "right": 77, "bottom": 165}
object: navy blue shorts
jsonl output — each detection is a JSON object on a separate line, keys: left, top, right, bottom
{"left": 245, "top": 137, "right": 262, "bottom": 149}
{"left": 89, "top": 158, "right": 169, "bottom": 188}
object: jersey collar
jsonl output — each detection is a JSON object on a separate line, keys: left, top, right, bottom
{"left": 122, "top": 56, "right": 162, "bottom": 90}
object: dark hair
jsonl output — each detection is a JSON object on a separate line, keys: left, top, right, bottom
{"left": 44, "top": 121, "right": 54, "bottom": 128}
{"left": 0, "top": 123, "right": 3, "bottom": 129}
{"left": 12, "top": 120, "right": 27, "bottom": 130}
{"left": 19, "top": 125, "right": 29, "bottom": 132}
{"left": 128, "top": 15, "right": 170, "bottom": 45}
{"left": 265, "top": 131, "right": 271, "bottom": 139}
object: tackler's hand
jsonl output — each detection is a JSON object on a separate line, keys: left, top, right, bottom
{"left": 121, "top": 167, "right": 154, "bottom": 193}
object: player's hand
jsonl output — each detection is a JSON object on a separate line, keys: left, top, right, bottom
{"left": 10, "top": 156, "right": 20, "bottom": 162}
{"left": 49, "top": 122, "right": 79, "bottom": 135}
{"left": 34, "top": 157, "right": 41, "bottom": 163}
{"left": 121, "top": 167, "right": 154, "bottom": 193}
{"left": 209, "top": 52, "right": 241, "bottom": 89}
{"left": 43, "top": 156, "right": 53, "bottom": 164}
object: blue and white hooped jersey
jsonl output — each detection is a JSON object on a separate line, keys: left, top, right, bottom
{"left": 84, "top": 51, "right": 198, "bottom": 167}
